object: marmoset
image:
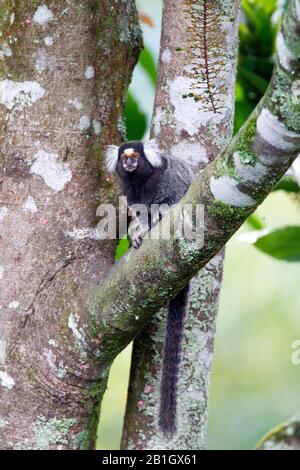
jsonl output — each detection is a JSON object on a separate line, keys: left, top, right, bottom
{"left": 106, "top": 140, "right": 192, "bottom": 438}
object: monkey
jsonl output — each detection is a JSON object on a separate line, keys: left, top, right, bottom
{"left": 106, "top": 139, "right": 193, "bottom": 438}
{"left": 106, "top": 140, "right": 192, "bottom": 246}
{"left": 105, "top": 140, "right": 192, "bottom": 437}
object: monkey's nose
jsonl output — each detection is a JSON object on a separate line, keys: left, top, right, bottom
{"left": 123, "top": 159, "right": 138, "bottom": 172}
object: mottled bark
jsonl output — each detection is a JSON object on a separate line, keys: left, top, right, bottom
{"left": 87, "top": 0, "right": 300, "bottom": 433}
{"left": 0, "top": 0, "right": 141, "bottom": 450}
{"left": 121, "top": 0, "right": 240, "bottom": 450}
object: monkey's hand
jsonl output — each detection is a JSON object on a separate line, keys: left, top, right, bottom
{"left": 130, "top": 223, "right": 147, "bottom": 249}
{"left": 132, "top": 236, "right": 143, "bottom": 249}
{"left": 128, "top": 211, "right": 149, "bottom": 249}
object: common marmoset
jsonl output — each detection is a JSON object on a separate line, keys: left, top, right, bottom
{"left": 106, "top": 140, "right": 192, "bottom": 438}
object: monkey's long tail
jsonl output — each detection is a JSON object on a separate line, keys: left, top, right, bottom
{"left": 158, "top": 283, "right": 189, "bottom": 438}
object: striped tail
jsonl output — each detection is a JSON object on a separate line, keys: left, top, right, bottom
{"left": 158, "top": 284, "right": 189, "bottom": 438}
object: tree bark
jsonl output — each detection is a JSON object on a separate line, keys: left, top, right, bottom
{"left": 256, "top": 412, "right": 300, "bottom": 450}
{"left": 0, "top": 0, "right": 141, "bottom": 450}
{"left": 121, "top": 0, "right": 240, "bottom": 450}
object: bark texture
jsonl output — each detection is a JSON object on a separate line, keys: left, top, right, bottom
{"left": 121, "top": 0, "right": 240, "bottom": 450}
{"left": 256, "top": 412, "right": 300, "bottom": 450}
{"left": 0, "top": 0, "right": 141, "bottom": 450}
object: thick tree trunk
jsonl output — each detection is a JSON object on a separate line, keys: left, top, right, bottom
{"left": 121, "top": 0, "right": 240, "bottom": 450}
{"left": 0, "top": 0, "right": 141, "bottom": 450}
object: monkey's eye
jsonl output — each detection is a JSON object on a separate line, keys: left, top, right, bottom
{"left": 121, "top": 151, "right": 139, "bottom": 159}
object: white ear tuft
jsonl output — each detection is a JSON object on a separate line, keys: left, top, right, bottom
{"left": 105, "top": 145, "right": 119, "bottom": 172}
{"left": 143, "top": 139, "right": 163, "bottom": 167}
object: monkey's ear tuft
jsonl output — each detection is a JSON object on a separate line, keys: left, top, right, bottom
{"left": 105, "top": 145, "right": 119, "bottom": 172}
{"left": 143, "top": 139, "right": 164, "bottom": 168}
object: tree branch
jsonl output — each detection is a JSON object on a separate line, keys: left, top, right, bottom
{"left": 256, "top": 411, "right": 300, "bottom": 450}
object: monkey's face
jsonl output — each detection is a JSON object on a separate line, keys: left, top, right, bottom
{"left": 121, "top": 148, "right": 140, "bottom": 172}
{"left": 105, "top": 140, "right": 164, "bottom": 174}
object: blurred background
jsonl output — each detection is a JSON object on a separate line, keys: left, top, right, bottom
{"left": 97, "top": 0, "right": 300, "bottom": 449}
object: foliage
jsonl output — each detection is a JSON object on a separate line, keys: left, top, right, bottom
{"left": 240, "top": 227, "right": 300, "bottom": 262}
{"left": 124, "top": 92, "right": 147, "bottom": 141}
{"left": 234, "top": 0, "right": 278, "bottom": 132}
{"left": 236, "top": 0, "right": 300, "bottom": 261}
{"left": 124, "top": 47, "right": 156, "bottom": 141}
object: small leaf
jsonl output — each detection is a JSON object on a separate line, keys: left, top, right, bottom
{"left": 238, "top": 66, "right": 269, "bottom": 94}
{"left": 139, "top": 47, "right": 157, "bottom": 87}
{"left": 246, "top": 214, "right": 265, "bottom": 230}
{"left": 115, "top": 238, "right": 129, "bottom": 261}
{"left": 124, "top": 92, "right": 147, "bottom": 141}
{"left": 274, "top": 178, "right": 300, "bottom": 193}
{"left": 240, "top": 226, "right": 300, "bottom": 262}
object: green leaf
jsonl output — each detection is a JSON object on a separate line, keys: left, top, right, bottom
{"left": 246, "top": 214, "right": 265, "bottom": 230}
{"left": 115, "top": 238, "right": 129, "bottom": 261}
{"left": 241, "top": 227, "right": 300, "bottom": 262}
{"left": 124, "top": 92, "right": 147, "bottom": 141}
{"left": 139, "top": 47, "right": 157, "bottom": 87}
{"left": 273, "top": 178, "right": 300, "bottom": 193}
{"left": 234, "top": 97, "right": 254, "bottom": 133}
{"left": 238, "top": 66, "right": 269, "bottom": 95}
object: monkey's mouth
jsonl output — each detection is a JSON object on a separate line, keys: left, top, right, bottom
{"left": 125, "top": 167, "right": 137, "bottom": 172}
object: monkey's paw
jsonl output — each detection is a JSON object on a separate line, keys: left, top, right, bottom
{"left": 133, "top": 237, "right": 143, "bottom": 249}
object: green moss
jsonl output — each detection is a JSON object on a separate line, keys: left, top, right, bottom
{"left": 269, "top": 67, "right": 300, "bottom": 133}
{"left": 214, "top": 153, "right": 236, "bottom": 178}
{"left": 207, "top": 200, "right": 251, "bottom": 221}
{"left": 129, "top": 282, "right": 137, "bottom": 300}
{"left": 235, "top": 118, "right": 258, "bottom": 166}
{"left": 117, "top": 115, "right": 127, "bottom": 140}
{"left": 83, "top": 373, "right": 109, "bottom": 449}
{"left": 0, "top": 1, "right": 15, "bottom": 33}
